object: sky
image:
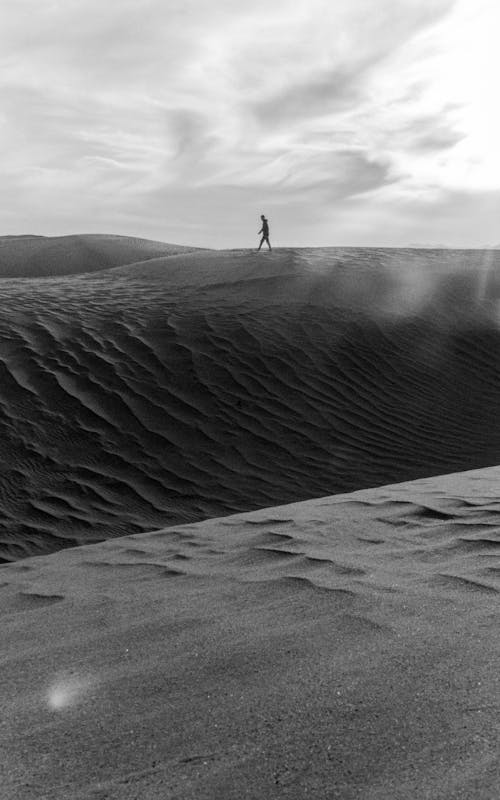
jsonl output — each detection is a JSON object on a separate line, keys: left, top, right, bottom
{"left": 1, "top": 0, "right": 499, "bottom": 248}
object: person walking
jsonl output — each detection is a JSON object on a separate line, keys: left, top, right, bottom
{"left": 257, "top": 214, "right": 272, "bottom": 251}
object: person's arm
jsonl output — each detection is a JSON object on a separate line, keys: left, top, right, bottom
{"left": 258, "top": 227, "right": 263, "bottom": 234}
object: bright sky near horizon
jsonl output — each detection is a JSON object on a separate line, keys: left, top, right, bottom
{"left": 1, "top": 0, "right": 499, "bottom": 248}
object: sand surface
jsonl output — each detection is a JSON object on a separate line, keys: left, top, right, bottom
{"left": 1, "top": 240, "right": 500, "bottom": 561}
{"left": 1, "top": 465, "right": 500, "bottom": 799}
{"left": 0, "top": 234, "right": 201, "bottom": 278}
{"left": 2, "top": 238, "right": 500, "bottom": 797}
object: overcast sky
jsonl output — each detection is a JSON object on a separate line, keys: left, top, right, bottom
{"left": 1, "top": 0, "right": 498, "bottom": 248}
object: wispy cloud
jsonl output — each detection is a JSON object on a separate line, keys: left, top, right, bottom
{"left": 0, "top": 0, "right": 498, "bottom": 246}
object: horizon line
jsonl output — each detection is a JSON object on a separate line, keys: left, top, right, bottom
{"left": 1, "top": 232, "right": 499, "bottom": 252}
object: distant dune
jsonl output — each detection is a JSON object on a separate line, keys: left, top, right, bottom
{"left": 0, "top": 240, "right": 500, "bottom": 561}
{"left": 0, "top": 233, "right": 202, "bottom": 277}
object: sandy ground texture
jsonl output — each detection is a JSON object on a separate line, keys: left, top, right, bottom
{"left": 1, "top": 240, "right": 500, "bottom": 561}
{"left": 1, "top": 465, "right": 500, "bottom": 799}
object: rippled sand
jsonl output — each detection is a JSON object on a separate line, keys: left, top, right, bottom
{"left": 2, "top": 236, "right": 500, "bottom": 798}
{"left": 0, "top": 238, "right": 500, "bottom": 560}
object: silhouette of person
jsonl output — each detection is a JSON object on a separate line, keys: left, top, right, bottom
{"left": 257, "top": 215, "right": 272, "bottom": 251}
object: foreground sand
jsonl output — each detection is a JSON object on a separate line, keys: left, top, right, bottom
{"left": 2, "top": 465, "right": 500, "bottom": 799}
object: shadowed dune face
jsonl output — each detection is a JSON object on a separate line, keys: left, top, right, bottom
{"left": 0, "top": 244, "right": 500, "bottom": 561}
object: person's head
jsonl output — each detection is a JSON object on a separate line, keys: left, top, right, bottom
{"left": 261, "top": 214, "right": 266, "bottom": 220}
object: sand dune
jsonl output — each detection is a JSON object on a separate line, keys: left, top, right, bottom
{"left": 1, "top": 242, "right": 500, "bottom": 561}
{"left": 2, "top": 239, "right": 500, "bottom": 797}
{"left": 0, "top": 233, "right": 201, "bottom": 278}
{"left": 1, "top": 466, "right": 499, "bottom": 798}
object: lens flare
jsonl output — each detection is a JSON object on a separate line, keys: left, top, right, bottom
{"left": 46, "top": 674, "right": 94, "bottom": 711}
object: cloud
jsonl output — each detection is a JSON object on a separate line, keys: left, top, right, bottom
{"left": 251, "top": 0, "right": 455, "bottom": 127}
{"left": 326, "top": 187, "right": 500, "bottom": 250}
{"left": 0, "top": 0, "right": 498, "bottom": 246}
{"left": 406, "top": 123, "right": 464, "bottom": 154}
{"left": 253, "top": 65, "right": 369, "bottom": 126}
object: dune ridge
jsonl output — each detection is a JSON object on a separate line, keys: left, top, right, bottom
{"left": 1, "top": 466, "right": 500, "bottom": 798}
{"left": 1, "top": 242, "right": 500, "bottom": 561}
{"left": 0, "top": 233, "right": 203, "bottom": 278}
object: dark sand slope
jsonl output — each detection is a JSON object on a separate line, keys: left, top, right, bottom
{"left": 1, "top": 466, "right": 500, "bottom": 799}
{"left": 1, "top": 245, "right": 500, "bottom": 561}
{"left": 0, "top": 234, "right": 201, "bottom": 277}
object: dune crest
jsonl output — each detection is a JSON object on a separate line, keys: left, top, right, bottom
{"left": 0, "top": 233, "right": 202, "bottom": 278}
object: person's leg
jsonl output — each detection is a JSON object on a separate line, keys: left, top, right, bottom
{"left": 267, "top": 237, "right": 272, "bottom": 250}
{"left": 258, "top": 236, "right": 264, "bottom": 250}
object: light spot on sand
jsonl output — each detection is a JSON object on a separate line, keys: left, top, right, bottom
{"left": 46, "top": 674, "right": 95, "bottom": 711}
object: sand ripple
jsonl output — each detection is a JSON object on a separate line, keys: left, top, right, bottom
{"left": 1, "top": 244, "right": 500, "bottom": 560}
